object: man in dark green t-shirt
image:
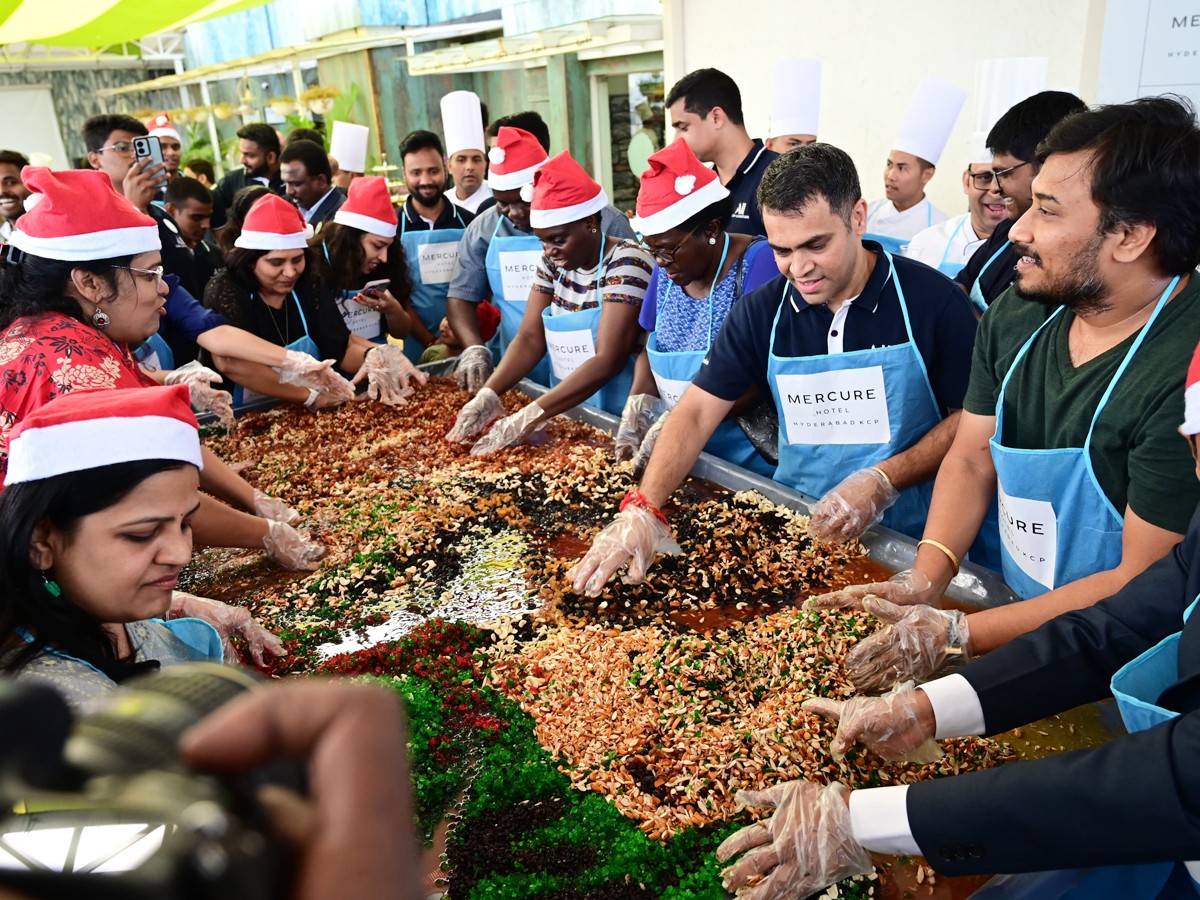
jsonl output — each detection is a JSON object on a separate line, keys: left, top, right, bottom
{"left": 824, "top": 96, "right": 1200, "bottom": 691}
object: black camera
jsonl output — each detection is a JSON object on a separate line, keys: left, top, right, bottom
{"left": 0, "top": 664, "right": 296, "bottom": 899}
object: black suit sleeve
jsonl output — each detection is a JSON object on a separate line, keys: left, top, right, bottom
{"left": 908, "top": 711, "right": 1200, "bottom": 874}
{"left": 957, "top": 504, "right": 1200, "bottom": 735}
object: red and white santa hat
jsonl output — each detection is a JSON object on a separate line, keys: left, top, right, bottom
{"left": 527, "top": 151, "right": 607, "bottom": 230}
{"left": 631, "top": 137, "right": 729, "bottom": 237}
{"left": 487, "top": 126, "right": 549, "bottom": 192}
{"left": 1183, "top": 339, "right": 1200, "bottom": 436}
{"left": 6, "top": 385, "right": 202, "bottom": 486}
{"left": 333, "top": 176, "right": 398, "bottom": 238}
{"left": 147, "top": 112, "right": 181, "bottom": 144}
{"left": 235, "top": 193, "right": 313, "bottom": 250}
{"left": 7, "top": 167, "right": 159, "bottom": 261}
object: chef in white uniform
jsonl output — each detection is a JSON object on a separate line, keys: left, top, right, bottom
{"left": 764, "top": 59, "right": 821, "bottom": 153}
{"left": 864, "top": 78, "right": 966, "bottom": 254}
{"left": 905, "top": 131, "right": 1006, "bottom": 278}
{"left": 442, "top": 91, "right": 493, "bottom": 215}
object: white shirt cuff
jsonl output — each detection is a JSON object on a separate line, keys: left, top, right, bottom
{"left": 849, "top": 785, "right": 920, "bottom": 855}
{"left": 921, "top": 673, "right": 986, "bottom": 739}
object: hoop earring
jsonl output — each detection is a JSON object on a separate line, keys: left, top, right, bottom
{"left": 41, "top": 570, "right": 61, "bottom": 598}
{"left": 92, "top": 305, "right": 110, "bottom": 329}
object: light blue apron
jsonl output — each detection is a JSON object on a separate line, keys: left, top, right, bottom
{"left": 645, "top": 235, "right": 774, "bottom": 478}
{"left": 484, "top": 215, "right": 550, "bottom": 386}
{"left": 935, "top": 216, "right": 969, "bottom": 279}
{"left": 973, "top": 593, "right": 1200, "bottom": 899}
{"left": 134, "top": 332, "right": 175, "bottom": 372}
{"left": 766, "top": 251, "right": 941, "bottom": 539}
{"left": 233, "top": 291, "right": 322, "bottom": 407}
{"left": 322, "top": 242, "right": 386, "bottom": 344}
{"left": 399, "top": 207, "right": 467, "bottom": 364}
{"left": 24, "top": 618, "right": 223, "bottom": 672}
{"left": 968, "top": 242, "right": 1010, "bottom": 313}
{"left": 539, "top": 237, "right": 636, "bottom": 417}
{"left": 864, "top": 199, "right": 931, "bottom": 256}
{"left": 989, "top": 276, "right": 1179, "bottom": 599}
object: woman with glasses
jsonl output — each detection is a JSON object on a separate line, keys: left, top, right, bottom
{"left": 0, "top": 168, "right": 327, "bottom": 573}
{"left": 446, "top": 151, "right": 654, "bottom": 453}
{"left": 615, "top": 138, "right": 778, "bottom": 477}
{"left": 203, "top": 193, "right": 427, "bottom": 409}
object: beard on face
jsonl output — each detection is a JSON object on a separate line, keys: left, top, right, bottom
{"left": 1012, "top": 232, "right": 1111, "bottom": 316}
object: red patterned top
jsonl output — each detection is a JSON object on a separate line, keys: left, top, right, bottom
{"left": 0, "top": 312, "right": 155, "bottom": 485}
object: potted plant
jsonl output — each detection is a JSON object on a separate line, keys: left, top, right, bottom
{"left": 269, "top": 95, "right": 298, "bottom": 116}
{"left": 301, "top": 85, "right": 341, "bottom": 116}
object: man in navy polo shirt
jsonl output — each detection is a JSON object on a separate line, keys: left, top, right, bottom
{"left": 666, "top": 68, "right": 777, "bottom": 237}
{"left": 568, "top": 143, "right": 978, "bottom": 596}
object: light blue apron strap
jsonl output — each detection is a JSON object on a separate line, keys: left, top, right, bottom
{"left": 884, "top": 251, "right": 939, "bottom": 414}
{"left": 322, "top": 241, "right": 332, "bottom": 265}
{"left": 1185, "top": 592, "right": 1200, "bottom": 623}
{"left": 925, "top": 199, "right": 932, "bottom": 227}
{"left": 290, "top": 290, "right": 313, "bottom": 339}
{"left": 994, "top": 305, "right": 1067, "bottom": 434}
{"left": 652, "top": 233, "right": 729, "bottom": 354}
{"left": 490, "top": 214, "right": 504, "bottom": 241}
{"left": 1080, "top": 274, "right": 1180, "bottom": 519}
{"left": 937, "top": 217, "right": 967, "bottom": 269}
{"left": 768, "top": 279, "right": 790, "bottom": 355}
{"left": 976, "top": 242, "right": 1010, "bottom": 285}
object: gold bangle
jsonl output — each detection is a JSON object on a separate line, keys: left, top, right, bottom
{"left": 918, "top": 538, "right": 960, "bottom": 575}
{"left": 869, "top": 465, "right": 894, "bottom": 490}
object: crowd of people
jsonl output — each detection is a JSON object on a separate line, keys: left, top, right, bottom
{"left": 0, "top": 56, "right": 1199, "bottom": 899}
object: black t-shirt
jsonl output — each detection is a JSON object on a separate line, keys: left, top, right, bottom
{"left": 210, "top": 169, "right": 287, "bottom": 231}
{"left": 192, "top": 239, "right": 224, "bottom": 297}
{"left": 724, "top": 139, "right": 779, "bottom": 238}
{"left": 149, "top": 205, "right": 201, "bottom": 300}
{"left": 203, "top": 270, "right": 352, "bottom": 364}
{"left": 954, "top": 217, "right": 1016, "bottom": 306}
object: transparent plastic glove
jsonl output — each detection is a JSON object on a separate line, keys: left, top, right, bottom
{"left": 164, "top": 361, "right": 235, "bottom": 430}
{"left": 802, "top": 681, "right": 942, "bottom": 763}
{"left": 807, "top": 467, "right": 900, "bottom": 543}
{"left": 804, "top": 568, "right": 937, "bottom": 612}
{"left": 263, "top": 519, "right": 327, "bottom": 572}
{"left": 614, "top": 394, "right": 667, "bottom": 463}
{"left": 252, "top": 488, "right": 301, "bottom": 526}
{"left": 446, "top": 387, "right": 503, "bottom": 443}
{"left": 632, "top": 414, "right": 668, "bottom": 479}
{"left": 566, "top": 505, "right": 682, "bottom": 597}
{"left": 843, "top": 597, "right": 970, "bottom": 693}
{"left": 469, "top": 400, "right": 547, "bottom": 456}
{"left": 169, "top": 591, "right": 285, "bottom": 666}
{"left": 351, "top": 343, "right": 429, "bottom": 406}
{"left": 717, "top": 781, "right": 871, "bottom": 899}
{"left": 279, "top": 350, "right": 356, "bottom": 405}
{"left": 455, "top": 344, "right": 494, "bottom": 395}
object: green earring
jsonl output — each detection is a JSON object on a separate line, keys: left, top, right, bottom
{"left": 41, "top": 570, "right": 61, "bottom": 598}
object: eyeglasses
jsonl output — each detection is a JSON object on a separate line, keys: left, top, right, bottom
{"left": 112, "top": 264, "right": 165, "bottom": 288}
{"left": 640, "top": 225, "right": 699, "bottom": 264}
{"left": 98, "top": 141, "right": 135, "bottom": 156}
{"left": 967, "top": 160, "right": 1031, "bottom": 190}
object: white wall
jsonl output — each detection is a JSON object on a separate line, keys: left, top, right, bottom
{"left": 663, "top": 0, "right": 1107, "bottom": 214}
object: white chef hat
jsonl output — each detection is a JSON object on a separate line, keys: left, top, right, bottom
{"left": 769, "top": 59, "right": 821, "bottom": 139}
{"left": 893, "top": 78, "right": 967, "bottom": 166}
{"left": 440, "top": 90, "right": 486, "bottom": 157}
{"left": 968, "top": 131, "right": 992, "bottom": 164}
{"left": 974, "top": 57, "right": 1049, "bottom": 147}
{"left": 329, "top": 121, "right": 369, "bottom": 174}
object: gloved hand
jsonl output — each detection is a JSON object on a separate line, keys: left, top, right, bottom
{"left": 842, "top": 596, "right": 970, "bottom": 692}
{"left": 717, "top": 781, "right": 871, "bottom": 899}
{"left": 802, "top": 680, "right": 941, "bottom": 763}
{"left": 351, "top": 343, "right": 429, "bottom": 406}
{"left": 632, "top": 414, "right": 668, "bottom": 479}
{"left": 253, "top": 488, "right": 301, "bottom": 526}
{"left": 278, "top": 350, "right": 356, "bottom": 406}
{"left": 455, "top": 344, "right": 494, "bottom": 395}
{"left": 614, "top": 394, "right": 668, "bottom": 463}
{"left": 807, "top": 467, "right": 900, "bottom": 543}
{"left": 446, "top": 387, "right": 503, "bottom": 443}
{"left": 170, "top": 591, "right": 285, "bottom": 666}
{"left": 164, "top": 361, "right": 235, "bottom": 430}
{"left": 567, "top": 504, "right": 681, "bottom": 597}
{"left": 263, "top": 520, "right": 327, "bottom": 572}
{"left": 469, "top": 401, "right": 547, "bottom": 456}
{"left": 804, "top": 568, "right": 937, "bottom": 611}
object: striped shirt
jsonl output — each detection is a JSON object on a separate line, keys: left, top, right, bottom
{"left": 532, "top": 238, "right": 654, "bottom": 315}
